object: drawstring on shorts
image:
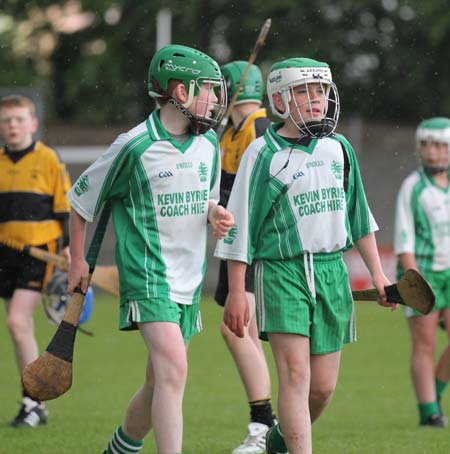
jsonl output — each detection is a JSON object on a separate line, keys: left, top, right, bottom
{"left": 303, "top": 252, "right": 316, "bottom": 301}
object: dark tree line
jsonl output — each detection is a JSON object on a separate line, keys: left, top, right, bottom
{"left": 1, "top": 0, "right": 449, "bottom": 124}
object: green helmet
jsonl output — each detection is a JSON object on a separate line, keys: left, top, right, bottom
{"left": 148, "top": 44, "right": 227, "bottom": 133}
{"left": 416, "top": 117, "right": 450, "bottom": 174}
{"left": 221, "top": 61, "right": 263, "bottom": 105}
{"left": 148, "top": 44, "right": 222, "bottom": 100}
{"left": 267, "top": 57, "right": 340, "bottom": 138}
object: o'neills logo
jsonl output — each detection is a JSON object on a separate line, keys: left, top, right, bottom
{"left": 269, "top": 72, "right": 282, "bottom": 84}
{"left": 164, "top": 62, "right": 201, "bottom": 75}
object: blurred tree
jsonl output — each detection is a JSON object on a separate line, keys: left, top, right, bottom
{"left": 0, "top": 0, "right": 449, "bottom": 124}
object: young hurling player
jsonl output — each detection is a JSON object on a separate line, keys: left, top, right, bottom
{"left": 67, "top": 45, "right": 234, "bottom": 454}
{"left": 0, "top": 95, "right": 71, "bottom": 428}
{"left": 394, "top": 117, "right": 450, "bottom": 428}
{"left": 215, "top": 57, "right": 396, "bottom": 454}
{"left": 215, "top": 61, "right": 275, "bottom": 454}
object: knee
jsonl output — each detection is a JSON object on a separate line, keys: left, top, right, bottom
{"left": 413, "top": 340, "right": 436, "bottom": 357}
{"left": 156, "top": 355, "right": 188, "bottom": 390}
{"left": 7, "top": 316, "right": 29, "bottom": 342}
{"left": 282, "top": 363, "right": 310, "bottom": 389}
{"left": 309, "top": 383, "right": 335, "bottom": 407}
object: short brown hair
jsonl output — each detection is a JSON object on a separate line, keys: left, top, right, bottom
{"left": 0, "top": 95, "right": 36, "bottom": 116}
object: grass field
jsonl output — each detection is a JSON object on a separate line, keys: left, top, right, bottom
{"left": 1, "top": 294, "right": 449, "bottom": 453}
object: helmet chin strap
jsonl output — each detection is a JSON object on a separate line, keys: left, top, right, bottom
{"left": 423, "top": 165, "right": 450, "bottom": 175}
{"left": 168, "top": 97, "right": 206, "bottom": 135}
{"left": 297, "top": 119, "right": 336, "bottom": 138}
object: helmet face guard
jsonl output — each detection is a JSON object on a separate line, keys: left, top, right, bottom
{"left": 416, "top": 117, "right": 450, "bottom": 175}
{"left": 267, "top": 59, "right": 340, "bottom": 138}
{"left": 148, "top": 45, "right": 227, "bottom": 133}
{"left": 221, "top": 61, "right": 264, "bottom": 105}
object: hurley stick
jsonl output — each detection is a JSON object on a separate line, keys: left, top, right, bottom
{"left": 216, "top": 18, "right": 271, "bottom": 138}
{"left": 0, "top": 237, "right": 119, "bottom": 296}
{"left": 21, "top": 202, "right": 112, "bottom": 401}
{"left": 352, "top": 269, "right": 435, "bottom": 315}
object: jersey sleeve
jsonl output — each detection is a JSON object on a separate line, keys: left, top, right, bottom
{"left": 341, "top": 137, "right": 378, "bottom": 241}
{"left": 393, "top": 176, "right": 416, "bottom": 255}
{"left": 215, "top": 140, "right": 272, "bottom": 264}
{"left": 52, "top": 162, "right": 71, "bottom": 214}
{"left": 209, "top": 135, "right": 221, "bottom": 205}
{"left": 68, "top": 133, "right": 132, "bottom": 222}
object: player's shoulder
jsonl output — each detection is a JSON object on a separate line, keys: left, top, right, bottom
{"left": 399, "top": 170, "right": 422, "bottom": 194}
{"left": 35, "top": 141, "right": 64, "bottom": 164}
{"left": 201, "top": 128, "right": 219, "bottom": 148}
{"left": 328, "top": 132, "right": 353, "bottom": 150}
{"left": 109, "top": 120, "right": 150, "bottom": 156}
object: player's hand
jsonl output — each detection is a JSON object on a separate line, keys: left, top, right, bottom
{"left": 68, "top": 257, "right": 89, "bottom": 295}
{"left": 59, "top": 246, "right": 71, "bottom": 271}
{"left": 372, "top": 272, "right": 398, "bottom": 310}
{"left": 223, "top": 290, "right": 249, "bottom": 338}
{"left": 209, "top": 204, "right": 235, "bottom": 239}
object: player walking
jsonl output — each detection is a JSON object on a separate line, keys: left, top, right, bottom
{"left": 68, "top": 45, "right": 234, "bottom": 454}
{"left": 214, "top": 61, "right": 275, "bottom": 454}
{"left": 394, "top": 117, "right": 450, "bottom": 427}
{"left": 0, "top": 95, "right": 71, "bottom": 428}
{"left": 216, "top": 57, "right": 396, "bottom": 454}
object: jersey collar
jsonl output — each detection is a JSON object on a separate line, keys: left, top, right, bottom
{"left": 264, "top": 123, "right": 318, "bottom": 155}
{"left": 146, "top": 110, "right": 195, "bottom": 152}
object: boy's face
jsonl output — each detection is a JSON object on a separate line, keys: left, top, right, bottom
{"left": 419, "top": 140, "right": 449, "bottom": 169}
{"left": 0, "top": 106, "right": 38, "bottom": 151}
{"left": 188, "top": 81, "right": 219, "bottom": 120}
{"left": 288, "top": 82, "right": 327, "bottom": 125}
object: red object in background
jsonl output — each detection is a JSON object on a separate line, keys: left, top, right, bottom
{"left": 344, "top": 246, "right": 397, "bottom": 290}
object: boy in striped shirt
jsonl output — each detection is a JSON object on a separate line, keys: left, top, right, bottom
{"left": 394, "top": 117, "right": 450, "bottom": 428}
{"left": 68, "top": 45, "right": 234, "bottom": 454}
{"left": 216, "top": 57, "right": 396, "bottom": 454}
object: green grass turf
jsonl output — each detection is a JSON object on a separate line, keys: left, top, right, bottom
{"left": 0, "top": 295, "right": 449, "bottom": 453}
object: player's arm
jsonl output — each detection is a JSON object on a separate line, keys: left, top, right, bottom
{"left": 68, "top": 208, "right": 89, "bottom": 295}
{"left": 223, "top": 259, "right": 249, "bottom": 338}
{"left": 354, "top": 233, "right": 396, "bottom": 308}
{"left": 398, "top": 252, "right": 418, "bottom": 272}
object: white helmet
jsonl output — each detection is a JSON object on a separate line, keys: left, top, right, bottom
{"left": 416, "top": 117, "right": 450, "bottom": 174}
{"left": 267, "top": 57, "right": 339, "bottom": 138}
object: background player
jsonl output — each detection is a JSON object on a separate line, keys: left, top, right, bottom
{"left": 0, "top": 95, "right": 71, "bottom": 428}
{"left": 215, "top": 61, "right": 275, "bottom": 454}
{"left": 68, "top": 45, "right": 234, "bottom": 454}
{"left": 394, "top": 117, "right": 450, "bottom": 427}
{"left": 216, "top": 57, "right": 396, "bottom": 454}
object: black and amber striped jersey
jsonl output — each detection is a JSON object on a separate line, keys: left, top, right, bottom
{"left": 0, "top": 141, "right": 71, "bottom": 246}
{"left": 219, "top": 108, "right": 270, "bottom": 207}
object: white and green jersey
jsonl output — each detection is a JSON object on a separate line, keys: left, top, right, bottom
{"left": 394, "top": 169, "right": 450, "bottom": 272}
{"left": 68, "top": 110, "right": 220, "bottom": 305}
{"left": 215, "top": 123, "right": 377, "bottom": 263}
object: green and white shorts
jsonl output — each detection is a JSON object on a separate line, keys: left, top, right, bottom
{"left": 119, "top": 298, "right": 202, "bottom": 343}
{"left": 403, "top": 268, "right": 450, "bottom": 318}
{"left": 255, "top": 251, "right": 356, "bottom": 354}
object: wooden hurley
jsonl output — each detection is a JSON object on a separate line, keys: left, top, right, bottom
{"left": 352, "top": 269, "right": 435, "bottom": 315}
